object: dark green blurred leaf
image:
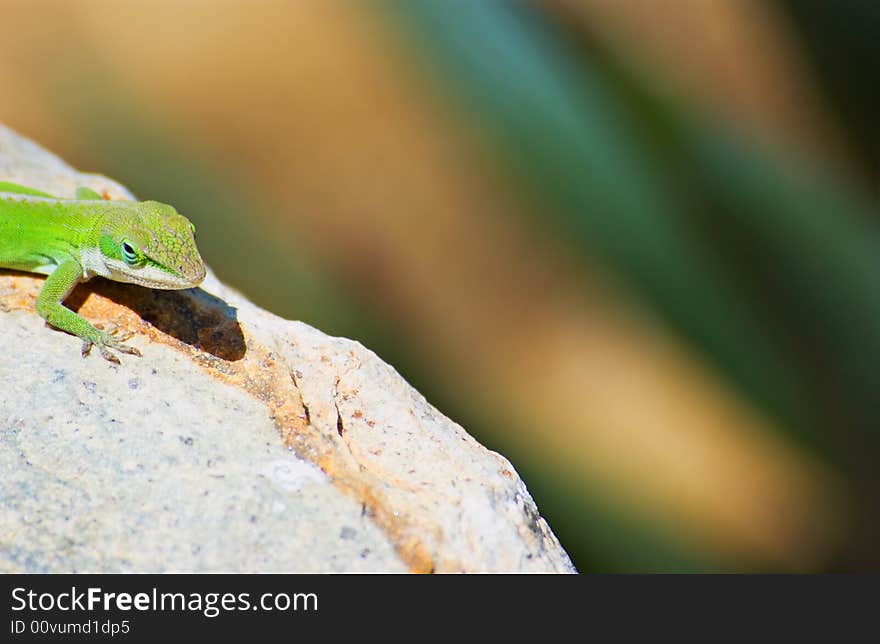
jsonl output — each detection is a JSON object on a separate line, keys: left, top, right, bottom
{"left": 777, "top": 0, "right": 880, "bottom": 174}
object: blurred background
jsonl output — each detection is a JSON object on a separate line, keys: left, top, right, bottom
{"left": 1, "top": 0, "right": 877, "bottom": 572}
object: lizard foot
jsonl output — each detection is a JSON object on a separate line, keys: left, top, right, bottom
{"left": 81, "top": 332, "right": 142, "bottom": 364}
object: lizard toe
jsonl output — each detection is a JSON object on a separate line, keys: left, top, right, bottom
{"left": 98, "top": 345, "right": 122, "bottom": 365}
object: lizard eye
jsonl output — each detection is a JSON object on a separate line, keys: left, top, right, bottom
{"left": 121, "top": 240, "right": 139, "bottom": 265}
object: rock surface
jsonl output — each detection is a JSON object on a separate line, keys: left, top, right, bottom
{"left": 0, "top": 124, "right": 575, "bottom": 573}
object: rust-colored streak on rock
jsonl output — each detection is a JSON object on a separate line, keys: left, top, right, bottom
{"left": 0, "top": 273, "right": 42, "bottom": 311}
{"left": 327, "top": 482, "right": 436, "bottom": 574}
{"left": 204, "top": 337, "right": 439, "bottom": 573}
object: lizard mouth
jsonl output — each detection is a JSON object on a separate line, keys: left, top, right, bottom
{"left": 144, "top": 255, "right": 206, "bottom": 288}
{"left": 110, "top": 260, "right": 205, "bottom": 290}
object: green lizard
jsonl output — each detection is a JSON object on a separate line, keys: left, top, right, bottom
{"left": 0, "top": 181, "right": 206, "bottom": 362}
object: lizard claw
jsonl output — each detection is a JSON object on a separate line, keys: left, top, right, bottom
{"left": 98, "top": 345, "right": 123, "bottom": 365}
{"left": 98, "top": 322, "right": 135, "bottom": 343}
{"left": 110, "top": 341, "right": 142, "bottom": 357}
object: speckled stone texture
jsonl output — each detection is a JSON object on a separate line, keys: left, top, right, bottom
{"left": 0, "top": 124, "right": 575, "bottom": 573}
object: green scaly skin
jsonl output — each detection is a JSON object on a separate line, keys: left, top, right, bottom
{"left": 0, "top": 181, "right": 206, "bottom": 363}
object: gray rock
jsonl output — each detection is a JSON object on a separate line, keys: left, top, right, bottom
{"left": 0, "top": 123, "right": 575, "bottom": 573}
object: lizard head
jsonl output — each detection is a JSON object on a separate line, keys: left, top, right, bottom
{"left": 93, "top": 201, "right": 207, "bottom": 289}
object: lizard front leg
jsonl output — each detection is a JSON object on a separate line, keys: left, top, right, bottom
{"left": 35, "top": 259, "right": 141, "bottom": 363}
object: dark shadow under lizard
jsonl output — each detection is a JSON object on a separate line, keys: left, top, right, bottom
{"left": 65, "top": 277, "right": 247, "bottom": 362}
